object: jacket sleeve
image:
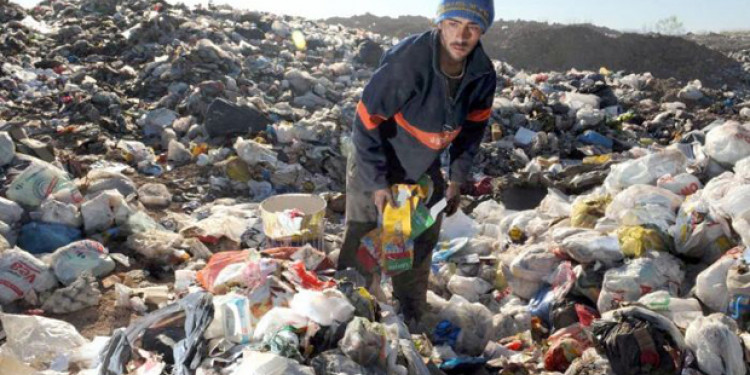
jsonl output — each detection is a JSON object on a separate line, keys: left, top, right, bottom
{"left": 449, "top": 73, "right": 497, "bottom": 184}
{"left": 351, "top": 57, "right": 414, "bottom": 191}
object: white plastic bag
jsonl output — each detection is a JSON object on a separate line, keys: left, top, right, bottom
{"left": 6, "top": 159, "right": 83, "bottom": 208}
{"left": 439, "top": 210, "right": 479, "bottom": 241}
{"left": 559, "top": 230, "right": 623, "bottom": 268}
{"left": 509, "top": 243, "right": 562, "bottom": 299}
{"left": 234, "top": 137, "right": 278, "bottom": 166}
{"left": 537, "top": 188, "right": 572, "bottom": 219}
{"left": 685, "top": 314, "right": 746, "bottom": 375}
{"left": 0, "top": 197, "right": 24, "bottom": 225}
{"left": 232, "top": 350, "right": 314, "bottom": 375}
{"left": 138, "top": 183, "right": 172, "bottom": 208}
{"left": 605, "top": 185, "right": 683, "bottom": 226}
{"left": 670, "top": 192, "right": 734, "bottom": 261}
{"left": 125, "top": 229, "right": 183, "bottom": 262}
{"left": 39, "top": 199, "right": 82, "bottom": 227}
{"left": 447, "top": 275, "right": 493, "bottom": 303}
{"left": 0, "top": 248, "right": 58, "bottom": 304}
{"left": 50, "top": 240, "right": 116, "bottom": 285}
{"left": 438, "top": 295, "right": 495, "bottom": 356}
{"left": 656, "top": 173, "right": 702, "bottom": 196}
{"left": 0, "top": 313, "right": 88, "bottom": 370}
{"left": 597, "top": 254, "right": 684, "bottom": 313}
{"left": 705, "top": 121, "right": 750, "bottom": 167}
{"left": 734, "top": 156, "right": 750, "bottom": 181}
{"left": 695, "top": 249, "right": 741, "bottom": 313}
{"left": 0, "top": 131, "right": 15, "bottom": 166}
{"left": 252, "top": 307, "right": 308, "bottom": 342}
{"left": 638, "top": 291, "right": 703, "bottom": 329}
{"left": 289, "top": 289, "right": 355, "bottom": 326}
{"left": 81, "top": 189, "right": 133, "bottom": 234}
{"left": 603, "top": 149, "right": 688, "bottom": 192}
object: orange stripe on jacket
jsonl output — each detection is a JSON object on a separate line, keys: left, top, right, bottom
{"left": 467, "top": 108, "right": 492, "bottom": 122}
{"left": 393, "top": 112, "right": 461, "bottom": 150}
{"left": 356, "top": 100, "right": 386, "bottom": 130}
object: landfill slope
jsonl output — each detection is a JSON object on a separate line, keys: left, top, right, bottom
{"left": 327, "top": 14, "right": 745, "bottom": 88}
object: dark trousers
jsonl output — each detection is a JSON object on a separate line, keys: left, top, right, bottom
{"left": 337, "top": 153, "right": 444, "bottom": 318}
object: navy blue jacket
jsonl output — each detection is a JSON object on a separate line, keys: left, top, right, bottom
{"left": 352, "top": 29, "right": 496, "bottom": 192}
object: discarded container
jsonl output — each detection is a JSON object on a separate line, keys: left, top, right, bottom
{"left": 260, "top": 194, "right": 326, "bottom": 248}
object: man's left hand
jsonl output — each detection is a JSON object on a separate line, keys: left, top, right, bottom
{"left": 445, "top": 181, "right": 462, "bottom": 216}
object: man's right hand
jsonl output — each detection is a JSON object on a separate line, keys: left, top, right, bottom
{"left": 372, "top": 188, "right": 395, "bottom": 215}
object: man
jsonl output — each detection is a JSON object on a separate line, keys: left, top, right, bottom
{"left": 337, "top": 0, "right": 497, "bottom": 324}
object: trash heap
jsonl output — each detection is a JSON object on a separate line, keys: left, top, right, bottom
{"left": 3, "top": 0, "right": 750, "bottom": 374}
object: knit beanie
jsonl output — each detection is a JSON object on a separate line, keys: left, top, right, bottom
{"left": 435, "top": 0, "right": 495, "bottom": 33}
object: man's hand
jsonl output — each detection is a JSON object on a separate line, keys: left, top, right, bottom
{"left": 373, "top": 188, "right": 395, "bottom": 215}
{"left": 445, "top": 181, "right": 462, "bottom": 216}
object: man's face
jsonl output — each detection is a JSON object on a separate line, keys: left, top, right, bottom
{"left": 438, "top": 17, "right": 482, "bottom": 63}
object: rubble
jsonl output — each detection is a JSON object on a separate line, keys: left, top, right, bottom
{"left": 3, "top": 0, "right": 750, "bottom": 374}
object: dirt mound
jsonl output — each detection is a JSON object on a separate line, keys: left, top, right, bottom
{"left": 686, "top": 31, "right": 750, "bottom": 53}
{"left": 326, "top": 14, "right": 744, "bottom": 88}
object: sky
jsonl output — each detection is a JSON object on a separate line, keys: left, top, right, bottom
{"left": 11, "top": 0, "right": 750, "bottom": 33}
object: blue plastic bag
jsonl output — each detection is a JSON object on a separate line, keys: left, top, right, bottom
{"left": 18, "top": 221, "right": 82, "bottom": 254}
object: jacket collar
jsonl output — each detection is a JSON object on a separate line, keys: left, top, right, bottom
{"left": 430, "top": 28, "right": 494, "bottom": 81}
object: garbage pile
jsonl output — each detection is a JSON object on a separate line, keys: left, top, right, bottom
{"left": 3, "top": 0, "right": 750, "bottom": 374}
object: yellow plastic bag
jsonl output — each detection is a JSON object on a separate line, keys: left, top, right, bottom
{"left": 617, "top": 225, "right": 671, "bottom": 258}
{"left": 571, "top": 195, "right": 612, "bottom": 229}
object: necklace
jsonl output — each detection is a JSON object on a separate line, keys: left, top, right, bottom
{"left": 442, "top": 61, "right": 466, "bottom": 80}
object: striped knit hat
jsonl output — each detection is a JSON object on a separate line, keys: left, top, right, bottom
{"left": 435, "top": 0, "right": 495, "bottom": 33}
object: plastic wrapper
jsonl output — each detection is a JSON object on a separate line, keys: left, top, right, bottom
{"left": 289, "top": 289, "right": 355, "bottom": 326}
{"left": 685, "top": 314, "right": 746, "bottom": 375}
{"left": 0, "top": 248, "right": 58, "bottom": 304}
{"left": 50, "top": 240, "right": 116, "bottom": 285}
